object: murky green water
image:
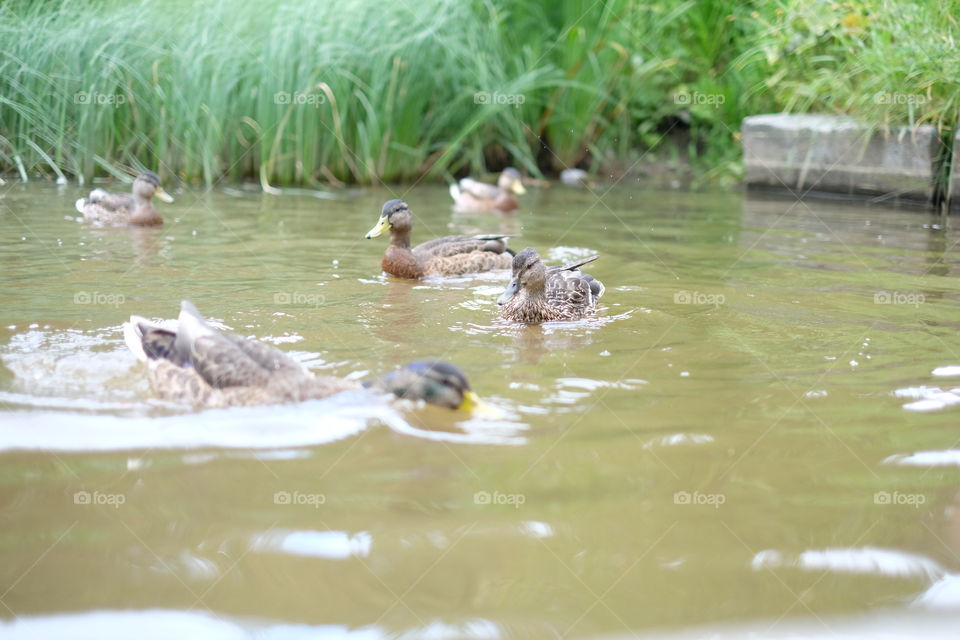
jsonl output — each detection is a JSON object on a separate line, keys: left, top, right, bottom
{"left": 1, "top": 182, "right": 960, "bottom": 638}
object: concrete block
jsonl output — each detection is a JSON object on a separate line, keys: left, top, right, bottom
{"left": 742, "top": 114, "right": 939, "bottom": 204}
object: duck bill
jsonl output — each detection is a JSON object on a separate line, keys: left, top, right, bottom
{"left": 459, "top": 390, "right": 499, "bottom": 417}
{"left": 365, "top": 216, "right": 390, "bottom": 239}
{"left": 156, "top": 187, "right": 174, "bottom": 204}
{"left": 511, "top": 181, "right": 527, "bottom": 195}
{"left": 497, "top": 278, "right": 520, "bottom": 305}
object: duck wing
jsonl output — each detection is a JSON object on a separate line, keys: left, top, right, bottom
{"left": 457, "top": 178, "right": 501, "bottom": 200}
{"left": 175, "top": 301, "right": 305, "bottom": 389}
{"left": 90, "top": 191, "right": 136, "bottom": 212}
{"left": 124, "top": 304, "right": 352, "bottom": 407}
{"left": 546, "top": 270, "right": 594, "bottom": 309}
{"left": 548, "top": 256, "right": 603, "bottom": 300}
{"left": 414, "top": 234, "right": 510, "bottom": 259}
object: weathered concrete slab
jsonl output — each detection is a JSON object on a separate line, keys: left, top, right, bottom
{"left": 742, "top": 114, "right": 939, "bottom": 204}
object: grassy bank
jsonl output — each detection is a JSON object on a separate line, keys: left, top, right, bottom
{"left": 1, "top": 0, "right": 958, "bottom": 187}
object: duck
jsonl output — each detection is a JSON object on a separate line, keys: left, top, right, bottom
{"left": 497, "top": 248, "right": 605, "bottom": 323}
{"left": 365, "top": 199, "right": 513, "bottom": 279}
{"left": 75, "top": 170, "right": 174, "bottom": 226}
{"left": 449, "top": 167, "right": 526, "bottom": 213}
{"left": 123, "top": 301, "right": 483, "bottom": 411}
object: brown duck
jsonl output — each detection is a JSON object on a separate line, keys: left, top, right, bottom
{"left": 365, "top": 199, "right": 513, "bottom": 279}
{"left": 497, "top": 248, "right": 605, "bottom": 323}
{"left": 124, "top": 301, "right": 483, "bottom": 411}
{"left": 449, "top": 167, "right": 526, "bottom": 213}
{"left": 75, "top": 171, "right": 174, "bottom": 226}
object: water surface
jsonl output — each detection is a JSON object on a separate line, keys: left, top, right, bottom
{"left": 1, "top": 181, "right": 959, "bottom": 637}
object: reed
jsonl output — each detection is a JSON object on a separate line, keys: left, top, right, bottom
{"left": 1, "top": 0, "right": 957, "bottom": 187}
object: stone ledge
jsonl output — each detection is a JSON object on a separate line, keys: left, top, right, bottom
{"left": 742, "top": 114, "right": 940, "bottom": 205}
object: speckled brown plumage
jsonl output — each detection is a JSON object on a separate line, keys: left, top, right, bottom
{"left": 130, "top": 303, "right": 358, "bottom": 408}
{"left": 497, "top": 248, "right": 604, "bottom": 323}
{"left": 366, "top": 199, "right": 512, "bottom": 279}
{"left": 125, "top": 302, "right": 479, "bottom": 410}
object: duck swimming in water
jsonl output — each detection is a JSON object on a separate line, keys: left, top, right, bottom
{"left": 75, "top": 171, "right": 174, "bottom": 226}
{"left": 497, "top": 248, "right": 604, "bottom": 323}
{"left": 365, "top": 199, "right": 513, "bottom": 279}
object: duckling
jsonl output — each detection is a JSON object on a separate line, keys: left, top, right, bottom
{"left": 124, "top": 301, "right": 482, "bottom": 411}
{"left": 75, "top": 171, "right": 174, "bottom": 226}
{"left": 449, "top": 167, "right": 526, "bottom": 213}
{"left": 365, "top": 199, "right": 513, "bottom": 279}
{"left": 497, "top": 248, "right": 604, "bottom": 323}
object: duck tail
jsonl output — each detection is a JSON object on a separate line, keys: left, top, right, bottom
{"left": 123, "top": 316, "right": 150, "bottom": 362}
{"left": 448, "top": 182, "right": 460, "bottom": 202}
{"left": 586, "top": 276, "right": 605, "bottom": 301}
{"left": 124, "top": 315, "right": 182, "bottom": 363}
{"left": 74, "top": 198, "right": 86, "bottom": 214}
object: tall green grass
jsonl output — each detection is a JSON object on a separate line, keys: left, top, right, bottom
{"left": 0, "top": 0, "right": 958, "bottom": 187}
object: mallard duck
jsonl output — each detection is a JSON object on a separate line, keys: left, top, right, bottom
{"left": 123, "top": 301, "right": 482, "bottom": 411}
{"left": 365, "top": 199, "right": 513, "bottom": 279}
{"left": 75, "top": 171, "right": 174, "bottom": 226}
{"left": 497, "top": 248, "right": 605, "bottom": 323}
{"left": 449, "top": 167, "right": 526, "bottom": 213}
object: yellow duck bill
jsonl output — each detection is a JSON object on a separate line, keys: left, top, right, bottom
{"left": 155, "top": 187, "right": 175, "bottom": 204}
{"left": 460, "top": 390, "right": 500, "bottom": 417}
{"left": 365, "top": 215, "right": 390, "bottom": 239}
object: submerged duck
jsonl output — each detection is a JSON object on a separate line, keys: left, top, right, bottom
{"left": 559, "top": 168, "right": 595, "bottom": 189}
{"left": 449, "top": 167, "right": 526, "bottom": 213}
{"left": 75, "top": 171, "right": 174, "bottom": 226}
{"left": 497, "top": 248, "right": 605, "bottom": 323}
{"left": 124, "top": 301, "right": 482, "bottom": 411}
{"left": 365, "top": 199, "right": 513, "bottom": 279}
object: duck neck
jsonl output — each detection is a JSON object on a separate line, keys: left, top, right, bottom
{"left": 389, "top": 228, "right": 412, "bottom": 249}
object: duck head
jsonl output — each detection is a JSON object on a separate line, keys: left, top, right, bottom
{"left": 498, "top": 167, "right": 526, "bottom": 195}
{"left": 365, "top": 199, "right": 413, "bottom": 239}
{"left": 377, "top": 360, "right": 481, "bottom": 411}
{"left": 497, "top": 247, "right": 546, "bottom": 305}
{"left": 133, "top": 171, "right": 174, "bottom": 203}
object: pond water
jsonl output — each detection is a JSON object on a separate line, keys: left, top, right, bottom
{"left": 1, "top": 181, "right": 959, "bottom": 638}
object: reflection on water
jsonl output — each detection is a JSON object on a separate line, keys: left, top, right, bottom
{"left": 1, "top": 184, "right": 960, "bottom": 637}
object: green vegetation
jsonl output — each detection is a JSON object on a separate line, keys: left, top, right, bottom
{"left": 0, "top": 0, "right": 957, "bottom": 187}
